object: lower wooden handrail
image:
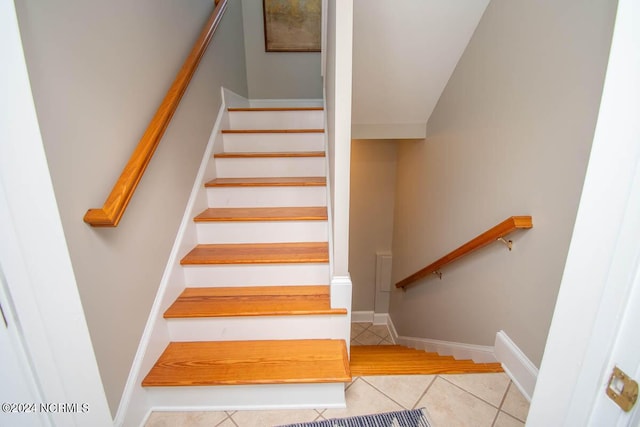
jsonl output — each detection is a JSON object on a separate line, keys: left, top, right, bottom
{"left": 84, "top": 0, "right": 228, "bottom": 227}
{"left": 395, "top": 216, "right": 533, "bottom": 289}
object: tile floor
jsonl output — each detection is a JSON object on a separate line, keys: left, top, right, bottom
{"left": 145, "top": 323, "right": 530, "bottom": 427}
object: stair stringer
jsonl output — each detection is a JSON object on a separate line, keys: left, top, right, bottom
{"left": 115, "top": 89, "right": 230, "bottom": 427}
{"left": 320, "top": 96, "right": 353, "bottom": 352}
{"left": 116, "top": 89, "right": 349, "bottom": 427}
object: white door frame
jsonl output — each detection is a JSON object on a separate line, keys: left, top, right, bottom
{"left": 528, "top": 0, "right": 640, "bottom": 424}
{"left": 0, "top": 1, "right": 112, "bottom": 425}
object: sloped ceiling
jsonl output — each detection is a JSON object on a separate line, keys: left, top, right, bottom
{"left": 352, "top": 0, "right": 490, "bottom": 139}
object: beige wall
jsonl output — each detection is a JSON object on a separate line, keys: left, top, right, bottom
{"left": 15, "top": 0, "right": 247, "bottom": 414}
{"left": 349, "top": 140, "right": 397, "bottom": 311}
{"left": 389, "top": 0, "right": 617, "bottom": 366}
{"left": 241, "top": 0, "right": 322, "bottom": 99}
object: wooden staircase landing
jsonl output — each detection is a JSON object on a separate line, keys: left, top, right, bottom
{"left": 142, "top": 339, "right": 351, "bottom": 387}
{"left": 350, "top": 345, "right": 504, "bottom": 376}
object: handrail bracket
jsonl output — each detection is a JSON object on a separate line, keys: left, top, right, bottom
{"left": 496, "top": 237, "right": 513, "bottom": 251}
{"left": 433, "top": 270, "right": 443, "bottom": 280}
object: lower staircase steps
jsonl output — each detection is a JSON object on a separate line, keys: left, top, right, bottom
{"left": 164, "top": 285, "right": 347, "bottom": 318}
{"left": 204, "top": 176, "right": 326, "bottom": 187}
{"left": 142, "top": 339, "right": 351, "bottom": 387}
{"left": 350, "top": 345, "right": 504, "bottom": 376}
{"left": 194, "top": 206, "right": 327, "bottom": 222}
{"left": 180, "top": 242, "right": 329, "bottom": 265}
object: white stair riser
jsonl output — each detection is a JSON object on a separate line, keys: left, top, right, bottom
{"left": 167, "top": 315, "right": 347, "bottom": 341}
{"left": 222, "top": 132, "right": 324, "bottom": 153}
{"left": 207, "top": 186, "right": 326, "bottom": 208}
{"left": 182, "top": 263, "right": 330, "bottom": 287}
{"left": 145, "top": 383, "right": 346, "bottom": 411}
{"left": 228, "top": 110, "right": 323, "bottom": 130}
{"left": 215, "top": 157, "right": 325, "bottom": 178}
{"left": 196, "top": 221, "right": 328, "bottom": 243}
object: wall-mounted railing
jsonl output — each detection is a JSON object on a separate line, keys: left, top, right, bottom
{"left": 83, "top": 0, "right": 227, "bottom": 227}
{"left": 395, "top": 216, "right": 533, "bottom": 290}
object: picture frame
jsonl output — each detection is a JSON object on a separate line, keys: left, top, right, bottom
{"left": 263, "top": 0, "right": 321, "bottom": 52}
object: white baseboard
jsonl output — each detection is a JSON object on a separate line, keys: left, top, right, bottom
{"left": 351, "top": 311, "right": 374, "bottom": 323}
{"left": 494, "top": 331, "right": 538, "bottom": 401}
{"left": 249, "top": 98, "right": 323, "bottom": 108}
{"left": 351, "top": 311, "right": 390, "bottom": 325}
{"left": 387, "top": 316, "right": 497, "bottom": 364}
{"left": 373, "top": 313, "right": 389, "bottom": 326}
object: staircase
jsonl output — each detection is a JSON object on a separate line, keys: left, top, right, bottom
{"left": 137, "top": 104, "right": 504, "bottom": 416}
{"left": 141, "top": 106, "right": 351, "bottom": 407}
{"left": 350, "top": 345, "right": 504, "bottom": 376}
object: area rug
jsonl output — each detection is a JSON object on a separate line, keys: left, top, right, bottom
{"left": 276, "top": 408, "right": 431, "bottom": 427}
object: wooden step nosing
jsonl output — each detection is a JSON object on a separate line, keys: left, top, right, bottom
{"left": 180, "top": 242, "right": 330, "bottom": 266}
{"left": 228, "top": 107, "right": 324, "bottom": 112}
{"left": 222, "top": 129, "right": 324, "bottom": 134}
{"left": 204, "top": 177, "right": 326, "bottom": 188}
{"left": 194, "top": 207, "right": 328, "bottom": 222}
{"left": 214, "top": 151, "right": 325, "bottom": 159}
{"left": 163, "top": 308, "right": 348, "bottom": 319}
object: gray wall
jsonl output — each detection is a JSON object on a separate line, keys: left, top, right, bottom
{"left": 389, "top": 0, "right": 617, "bottom": 366}
{"left": 349, "top": 140, "right": 397, "bottom": 311}
{"left": 15, "top": 0, "right": 247, "bottom": 414}
{"left": 241, "top": 0, "right": 322, "bottom": 99}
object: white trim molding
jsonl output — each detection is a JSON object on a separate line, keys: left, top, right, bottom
{"left": 351, "top": 311, "right": 389, "bottom": 326}
{"left": 249, "top": 98, "right": 323, "bottom": 108}
{"left": 387, "top": 316, "right": 496, "bottom": 364}
{"left": 494, "top": 331, "right": 538, "bottom": 401}
{"left": 351, "top": 311, "right": 374, "bottom": 323}
{"left": 397, "top": 336, "right": 497, "bottom": 364}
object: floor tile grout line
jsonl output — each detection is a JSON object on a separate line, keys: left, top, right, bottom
{"left": 439, "top": 375, "right": 506, "bottom": 411}
{"left": 497, "top": 410, "right": 525, "bottom": 426}
{"left": 226, "top": 412, "right": 241, "bottom": 427}
{"left": 359, "top": 375, "right": 429, "bottom": 410}
{"left": 345, "top": 376, "right": 360, "bottom": 391}
{"left": 411, "top": 374, "right": 438, "bottom": 410}
{"left": 500, "top": 381, "right": 528, "bottom": 422}
{"left": 497, "top": 381, "right": 512, "bottom": 412}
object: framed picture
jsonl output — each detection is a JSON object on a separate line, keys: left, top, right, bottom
{"left": 263, "top": 0, "right": 321, "bottom": 52}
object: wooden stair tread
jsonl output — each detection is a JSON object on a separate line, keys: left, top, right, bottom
{"left": 164, "top": 285, "right": 347, "bottom": 318}
{"left": 205, "top": 177, "right": 326, "bottom": 187}
{"left": 194, "top": 207, "right": 327, "bottom": 222}
{"left": 349, "top": 345, "right": 504, "bottom": 376}
{"left": 214, "top": 151, "right": 325, "bottom": 158}
{"left": 222, "top": 129, "right": 324, "bottom": 134}
{"left": 350, "top": 346, "right": 448, "bottom": 357}
{"left": 180, "top": 242, "right": 329, "bottom": 265}
{"left": 142, "top": 339, "right": 351, "bottom": 386}
{"left": 228, "top": 107, "right": 323, "bottom": 112}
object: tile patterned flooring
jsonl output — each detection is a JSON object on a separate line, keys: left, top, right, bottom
{"left": 146, "top": 323, "right": 530, "bottom": 427}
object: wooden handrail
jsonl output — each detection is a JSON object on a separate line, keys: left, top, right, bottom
{"left": 84, "top": 0, "right": 228, "bottom": 227}
{"left": 395, "top": 216, "right": 533, "bottom": 289}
